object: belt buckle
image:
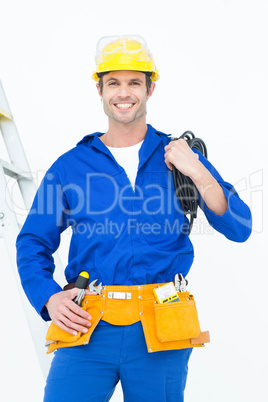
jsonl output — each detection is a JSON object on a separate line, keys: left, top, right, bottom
{"left": 108, "top": 291, "right": 132, "bottom": 300}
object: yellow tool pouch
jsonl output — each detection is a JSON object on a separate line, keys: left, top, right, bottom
{"left": 45, "top": 284, "right": 209, "bottom": 354}
{"left": 140, "top": 288, "right": 208, "bottom": 353}
{"left": 45, "top": 296, "right": 104, "bottom": 353}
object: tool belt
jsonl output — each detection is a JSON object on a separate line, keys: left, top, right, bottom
{"left": 45, "top": 283, "right": 210, "bottom": 354}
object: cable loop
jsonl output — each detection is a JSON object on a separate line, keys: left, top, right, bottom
{"left": 171, "top": 131, "right": 208, "bottom": 234}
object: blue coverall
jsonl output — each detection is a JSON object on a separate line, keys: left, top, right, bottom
{"left": 16, "top": 124, "right": 252, "bottom": 401}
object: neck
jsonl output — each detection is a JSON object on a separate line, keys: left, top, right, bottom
{"left": 101, "top": 119, "right": 148, "bottom": 148}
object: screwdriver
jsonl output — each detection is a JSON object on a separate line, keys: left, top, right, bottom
{"left": 73, "top": 271, "right": 89, "bottom": 305}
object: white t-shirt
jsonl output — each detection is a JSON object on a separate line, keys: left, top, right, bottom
{"left": 107, "top": 140, "right": 143, "bottom": 190}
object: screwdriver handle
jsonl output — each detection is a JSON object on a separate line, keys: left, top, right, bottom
{"left": 73, "top": 272, "right": 89, "bottom": 306}
{"left": 74, "top": 271, "right": 89, "bottom": 289}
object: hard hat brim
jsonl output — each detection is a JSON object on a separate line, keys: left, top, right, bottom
{"left": 92, "top": 69, "right": 159, "bottom": 82}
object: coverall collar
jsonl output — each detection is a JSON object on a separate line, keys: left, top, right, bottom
{"left": 77, "top": 124, "right": 162, "bottom": 171}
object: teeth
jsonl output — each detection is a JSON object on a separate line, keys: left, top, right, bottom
{"left": 115, "top": 103, "right": 134, "bottom": 109}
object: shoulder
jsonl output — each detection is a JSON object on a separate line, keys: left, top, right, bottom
{"left": 48, "top": 132, "right": 102, "bottom": 174}
{"left": 148, "top": 124, "right": 171, "bottom": 145}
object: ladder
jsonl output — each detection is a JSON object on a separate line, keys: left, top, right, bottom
{"left": 0, "top": 80, "right": 63, "bottom": 378}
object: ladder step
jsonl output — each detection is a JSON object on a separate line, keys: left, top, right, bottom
{"left": 0, "top": 107, "right": 12, "bottom": 120}
{"left": 0, "top": 158, "right": 32, "bottom": 180}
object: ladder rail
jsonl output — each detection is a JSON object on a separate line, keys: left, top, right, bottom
{"left": 0, "top": 79, "right": 64, "bottom": 379}
{"left": 0, "top": 165, "right": 53, "bottom": 377}
{"left": 0, "top": 157, "right": 33, "bottom": 179}
{"left": 0, "top": 80, "right": 36, "bottom": 209}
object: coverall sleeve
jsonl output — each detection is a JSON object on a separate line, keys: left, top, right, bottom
{"left": 16, "top": 165, "right": 69, "bottom": 321}
{"left": 194, "top": 150, "right": 252, "bottom": 242}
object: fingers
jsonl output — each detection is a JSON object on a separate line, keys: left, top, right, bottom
{"left": 70, "top": 288, "right": 97, "bottom": 298}
{"left": 164, "top": 138, "right": 187, "bottom": 151}
{"left": 84, "top": 289, "right": 97, "bottom": 296}
{"left": 164, "top": 139, "right": 199, "bottom": 176}
{"left": 164, "top": 141, "right": 179, "bottom": 169}
{"left": 54, "top": 317, "right": 89, "bottom": 336}
{"left": 53, "top": 300, "right": 92, "bottom": 335}
{"left": 164, "top": 155, "right": 173, "bottom": 171}
{"left": 47, "top": 289, "right": 95, "bottom": 336}
{"left": 164, "top": 145, "right": 178, "bottom": 170}
{"left": 68, "top": 297, "right": 92, "bottom": 320}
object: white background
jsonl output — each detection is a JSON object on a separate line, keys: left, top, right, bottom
{"left": 0, "top": 0, "right": 267, "bottom": 401}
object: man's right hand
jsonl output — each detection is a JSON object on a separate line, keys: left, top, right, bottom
{"left": 45, "top": 288, "right": 95, "bottom": 335}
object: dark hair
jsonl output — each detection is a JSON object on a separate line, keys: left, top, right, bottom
{"left": 97, "top": 72, "right": 152, "bottom": 95}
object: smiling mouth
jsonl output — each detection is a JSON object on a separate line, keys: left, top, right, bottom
{"left": 114, "top": 103, "right": 135, "bottom": 110}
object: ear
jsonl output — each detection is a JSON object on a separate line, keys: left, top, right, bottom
{"left": 96, "top": 83, "right": 102, "bottom": 98}
{"left": 146, "top": 82, "right": 156, "bottom": 101}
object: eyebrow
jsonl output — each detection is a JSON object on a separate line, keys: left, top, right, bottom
{"left": 105, "top": 77, "right": 144, "bottom": 84}
{"left": 130, "top": 78, "right": 143, "bottom": 83}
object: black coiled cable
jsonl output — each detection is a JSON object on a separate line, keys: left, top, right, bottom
{"left": 171, "top": 131, "right": 208, "bottom": 234}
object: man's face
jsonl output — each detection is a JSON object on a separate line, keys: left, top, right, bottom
{"left": 97, "top": 71, "right": 155, "bottom": 126}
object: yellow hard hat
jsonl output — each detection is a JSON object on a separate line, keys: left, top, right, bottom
{"left": 92, "top": 35, "right": 159, "bottom": 82}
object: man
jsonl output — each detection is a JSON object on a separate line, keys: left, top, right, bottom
{"left": 16, "top": 35, "right": 252, "bottom": 401}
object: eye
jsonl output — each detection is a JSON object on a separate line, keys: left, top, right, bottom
{"left": 108, "top": 81, "right": 118, "bottom": 86}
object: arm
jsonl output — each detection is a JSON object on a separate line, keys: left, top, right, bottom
{"left": 16, "top": 164, "right": 92, "bottom": 334}
{"left": 164, "top": 139, "right": 252, "bottom": 241}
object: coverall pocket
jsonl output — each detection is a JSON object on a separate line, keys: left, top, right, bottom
{"left": 154, "top": 295, "right": 201, "bottom": 342}
{"left": 150, "top": 172, "right": 181, "bottom": 226}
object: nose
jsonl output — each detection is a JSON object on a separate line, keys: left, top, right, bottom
{"left": 117, "top": 83, "right": 131, "bottom": 99}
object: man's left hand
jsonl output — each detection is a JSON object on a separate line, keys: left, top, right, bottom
{"left": 164, "top": 139, "right": 227, "bottom": 215}
{"left": 164, "top": 139, "right": 200, "bottom": 178}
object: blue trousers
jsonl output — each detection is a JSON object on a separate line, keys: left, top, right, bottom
{"left": 44, "top": 322, "right": 192, "bottom": 402}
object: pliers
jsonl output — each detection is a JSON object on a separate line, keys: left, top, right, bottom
{"left": 174, "top": 273, "right": 188, "bottom": 292}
